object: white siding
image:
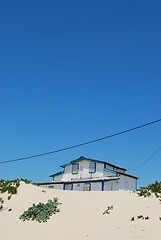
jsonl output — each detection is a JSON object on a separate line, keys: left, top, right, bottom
{"left": 104, "top": 181, "right": 112, "bottom": 191}
{"left": 73, "top": 183, "right": 84, "bottom": 191}
{"left": 53, "top": 184, "right": 63, "bottom": 190}
{"left": 39, "top": 184, "right": 63, "bottom": 190}
{"left": 44, "top": 159, "right": 137, "bottom": 191}
{"left": 117, "top": 174, "right": 136, "bottom": 191}
{"left": 91, "top": 182, "right": 102, "bottom": 191}
{"left": 62, "top": 161, "right": 105, "bottom": 181}
{"left": 104, "top": 180, "right": 119, "bottom": 191}
{"left": 54, "top": 174, "right": 63, "bottom": 181}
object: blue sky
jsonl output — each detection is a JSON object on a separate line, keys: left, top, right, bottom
{"left": 1, "top": 1, "right": 161, "bottom": 187}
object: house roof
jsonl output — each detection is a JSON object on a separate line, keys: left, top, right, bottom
{"left": 60, "top": 156, "right": 126, "bottom": 171}
{"left": 49, "top": 171, "right": 63, "bottom": 178}
{"left": 117, "top": 171, "right": 138, "bottom": 179}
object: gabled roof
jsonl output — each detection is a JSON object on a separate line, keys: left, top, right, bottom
{"left": 49, "top": 171, "right": 63, "bottom": 178}
{"left": 60, "top": 156, "right": 126, "bottom": 171}
{"left": 117, "top": 171, "right": 138, "bottom": 180}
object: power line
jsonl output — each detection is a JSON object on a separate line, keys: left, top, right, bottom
{"left": 128, "top": 146, "right": 161, "bottom": 173}
{"left": 0, "top": 118, "right": 161, "bottom": 165}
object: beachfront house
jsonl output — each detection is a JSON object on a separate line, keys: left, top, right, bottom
{"left": 38, "top": 156, "right": 138, "bottom": 191}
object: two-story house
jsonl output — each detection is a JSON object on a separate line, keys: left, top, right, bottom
{"left": 38, "top": 156, "right": 138, "bottom": 191}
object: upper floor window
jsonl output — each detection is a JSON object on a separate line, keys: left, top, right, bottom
{"left": 89, "top": 162, "right": 96, "bottom": 173}
{"left": 72, "top": 163, "right": 79, "bottom": 174}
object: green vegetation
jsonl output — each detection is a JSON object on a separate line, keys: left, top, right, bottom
{"left": 0, "top": 178, "right": 33, "bottom": 212}
{"left": 0, "top": 179, "right": 20, "bottom": 195}
{"left": 20, "top": 198, "right": 61, "bottom": 223}
{"left": 0, "top": 178, "right": 32, "bottom": 195}
{"left": 137, "top": 181, "right": 161, "bottom": 198}
{"left": 0, "top": 197, "right": 4, "bottom": 210}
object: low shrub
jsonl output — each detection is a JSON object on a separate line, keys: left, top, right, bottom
{"left": 137, "top": 181, "right": 161, "bottom": 198}
{"left": 0, "top": 179, "right": 20, "bottom": 195}
{"left": 0, "top": 197, "right": 4, "bottom": 210}
{"left": 0, "top": 178, "right": 33, "bottom": 196}
{"left": 0, "top": 178, "right": 33, "bottom": 212}
{"left": 20, "top": 198, "right": 61, "bottom": 223}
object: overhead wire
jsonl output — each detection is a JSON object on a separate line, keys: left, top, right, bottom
{"left": 0, "top": 118, "right": 161, "bottom": 165}
{"left": 128, "top": 145, "right": 161, "bottom": 173}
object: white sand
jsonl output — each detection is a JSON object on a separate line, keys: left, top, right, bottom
{"left": 0, "top": 182, "right": 160, "bottom": 240}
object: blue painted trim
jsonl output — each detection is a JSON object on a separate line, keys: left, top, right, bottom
{"left": 63, "top": 183, "right": 73, "bottom": 191}
{"left": 104, "top": 167, "right": 116, "bottom": 173}
{"left": 60, "top": 156, "right": 126, "bottom": 171}
{"left": 61, "top": 162, "right": 71, "bottom": 168}
{"left": 49, "top": 171, "right": 63, "bottom": 178}
{"left": 102, "top": 181, "right": 104, "bottom": 191}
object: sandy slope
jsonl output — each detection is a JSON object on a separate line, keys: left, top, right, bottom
{"left": 0, "top": 182, "right": 160, "bottom": 240}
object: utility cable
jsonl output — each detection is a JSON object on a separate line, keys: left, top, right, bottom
{"left": 128, "top": 145, "right": 161, "bottom": 173}
{"left": 0, "top": 118, "right": 161, "bottom": 165}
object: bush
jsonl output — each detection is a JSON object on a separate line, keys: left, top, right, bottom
{"left": 0, "top": 179, "right": 20, "bottom": 195}
{"left": 0, "top": 197, "right": 4, "bottom": 210}
{"left": 137, "top": 181, "right": 161, "bottom": 198}
{"left": 20, "top": 198, "right": 61, "bottom": 223}
{"left": 0, "top": 179, "right": 33, "bottom": 195}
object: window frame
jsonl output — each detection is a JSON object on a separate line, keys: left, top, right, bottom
{"left": 72, "top": 163, "right": 79, "bottom": 174}
{"left": 89, "top": 162, "right": 96, "bottom": 173}
{"left": 83, "top": 183, "right": 91, "bottom": 191}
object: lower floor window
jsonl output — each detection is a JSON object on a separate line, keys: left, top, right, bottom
{"left": 48, "top": 185, "right": 54, "bottom": 189}
{"left": 83, "top": 183, "right": 90, "bottom": 191}
{"left": 64, "top": 184, "right": 72, "bottom": 190}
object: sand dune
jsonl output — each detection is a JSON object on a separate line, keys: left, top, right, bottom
{"left": 0, "top": 182, "right": 160, "bottom": 240}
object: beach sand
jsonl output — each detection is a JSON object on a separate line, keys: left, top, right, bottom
{"left": 0, "top": 182, "right": 160, "bottom": 240}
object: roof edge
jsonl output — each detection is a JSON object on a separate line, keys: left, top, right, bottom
{"left": 60, "top": 156, "right": 126, "bottom": 171}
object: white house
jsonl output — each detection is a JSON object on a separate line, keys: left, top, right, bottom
{"left": 38, "top": 156, "right": 138, "bottom": 191}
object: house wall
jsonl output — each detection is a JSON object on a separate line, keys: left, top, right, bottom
{"left": 39, "top": 176, "right": 136, "bottom": 191}
{"left": 73, "top": 182, "right": 102, "bottom": 191}
{"left": 38, "top": 183, "right": 63, "bottom": 190}
{"left": 104, "top": 181, "right": 117, "bottom": 191}
{"left": 53, "top": 184, "right": 63, "bottom": 190}
{"left": 91, "top": 182, "right": 102, "bottom": 191}
{"left": 104, "top": 176, "right": 136, "bottom": 191}
{"left": 73, "top": 183, "right": 84, "bottom": 191}
{"left": 60, "top": 161, "right": 117, "bottom": 181}
{"left": 117, "top": 174, "right": 137, "bottom": 191}
{"left": 104, "top": 181, "right": 111, "bottom": 191}
{"left": 47, "top": 160, "right": 137, "bottom": 191}
{"left": 54, "top": 174, "right": 63, "bottom": 181}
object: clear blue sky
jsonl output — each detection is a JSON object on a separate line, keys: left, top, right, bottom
{"left": 1, "top": 1, "right": 161, "bottom": 187}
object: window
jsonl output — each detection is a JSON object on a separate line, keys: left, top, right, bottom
{"left": 72, "top": 163, "right": 79, "bottom": 174}
{"left": 83, "top": 183, "right": 91, "bottom": 191}
{"left": 89, "top": 162, "right": 96, "bottom": 173}
{"left": 48, "top": 185, "right": 54, "bottom": 189}
{"left": 64, "top": 184, "right": 72, "bottom": 190}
